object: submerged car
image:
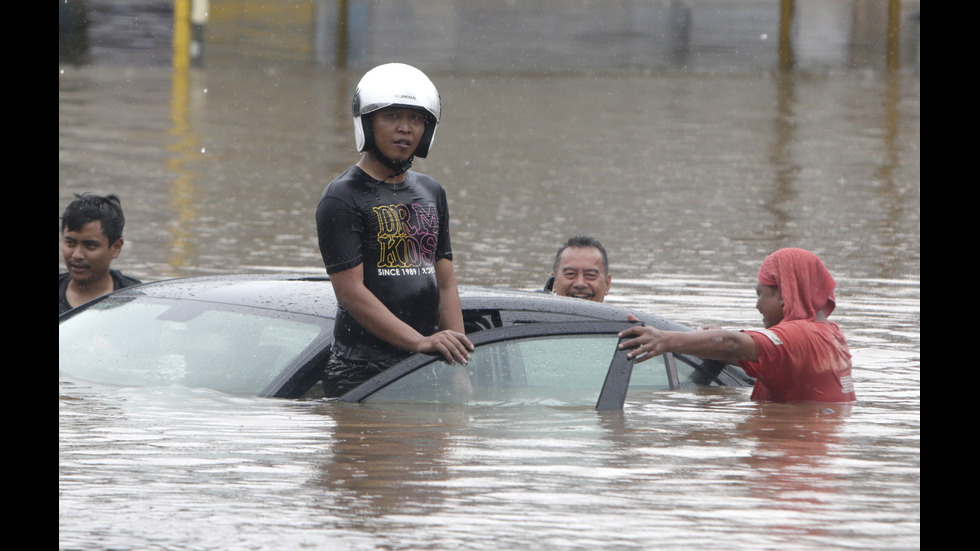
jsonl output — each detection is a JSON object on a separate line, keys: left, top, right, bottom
{"left": 58, "top": 274, "right": 753, "bottom": 409}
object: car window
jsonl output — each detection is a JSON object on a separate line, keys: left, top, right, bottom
{"left": 671, "top": 358, "right": 709, "bottom": 385}
{"left": 625, "top": 354, "right": 675, "bottom": 391}
{"left": 363, "top": 334, "right": 622, "bottom": 406}
{"left": 59, "top": 298, "right": 327, "bottom": 395}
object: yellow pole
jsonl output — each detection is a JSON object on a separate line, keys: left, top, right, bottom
{"left": 886, "top": 0, "right": 901, "bottom": 73}
{"left": 173, "top": 0, "right": 190, "bottom": 71}
{"left": 778, "top": 0, "right": 794, "bottom": 72}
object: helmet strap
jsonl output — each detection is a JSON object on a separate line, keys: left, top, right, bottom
{"left": 373, "top": 149, "right": 414, "bottom": 181}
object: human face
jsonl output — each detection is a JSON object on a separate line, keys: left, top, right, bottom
{"left": 371, "top": 107, "right": 426, "bottom": 163}
{"left": 62, "top": 220, "right": 122, "bottom": 286}
{"left": 755, "top": 283, "right": 784, "bottom": 328}
{"left": 552, "top": 247, "right": 611, "bottom": 302}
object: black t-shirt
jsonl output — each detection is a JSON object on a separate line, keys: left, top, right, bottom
{"left": 316, "top": 166, "right": 454, "bottom": 366}
{"left": 59, "top": 270, "right": 143, "bottom": 316}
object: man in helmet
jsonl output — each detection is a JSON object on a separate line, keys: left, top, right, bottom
{"left": 315, "top": 63, "right": 473, "bottom": 397}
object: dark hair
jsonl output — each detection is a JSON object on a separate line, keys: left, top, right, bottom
{"left": 552, "top": 236, "right": 609, "bottom": 274}
{"left": 60, "top": 193, "right": 126, "bottom": 245}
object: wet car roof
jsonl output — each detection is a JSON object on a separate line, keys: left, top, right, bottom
{"left": 86, "top": 273, "right": 691, "bottom": 331}
{"left": 101, "top": 274, "right": 341, "bottom": 319}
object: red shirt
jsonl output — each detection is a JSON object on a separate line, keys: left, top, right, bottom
{"left": 738, "top": 320, "right": 856, "bottom": 403}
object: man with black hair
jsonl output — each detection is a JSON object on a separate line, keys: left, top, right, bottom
{"left": 546, "top": 236, "right": 612, "bottom": 303}
{"left": 60, "top": 193, "right": 142, "bottom": 315}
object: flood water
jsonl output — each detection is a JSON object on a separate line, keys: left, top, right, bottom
{"left": 60, "top": 1, "right": 919, "bottom": 549}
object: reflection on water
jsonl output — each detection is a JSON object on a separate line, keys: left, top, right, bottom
{"left": 60, "top": 1, "right": 918, "bottom": 550}
{"left": 59, "top": 0, "right": 920, "bottom": 285}
{"left": 60, "top": 376, "right": 919, "bottom": 550}
{"left": 58, "top": 68, "right": 919, "bottom": 284}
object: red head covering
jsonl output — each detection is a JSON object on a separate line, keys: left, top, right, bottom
{"left": 757, "top": 248, "right": 837, "bottom": 322}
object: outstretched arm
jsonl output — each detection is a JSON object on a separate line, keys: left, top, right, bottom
{"left": 618, "top": 314, "right": 757, "bottom": 364}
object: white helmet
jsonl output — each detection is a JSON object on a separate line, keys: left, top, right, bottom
{"left": 352, "top": 63, "right": 441, "bottom": 158}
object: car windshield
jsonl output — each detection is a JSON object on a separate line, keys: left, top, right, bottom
{"left": 59, "top": 297, "right": 328, "bottom": 395}
{"left": 363, "top": 333, "right": 668, "bottom": 406}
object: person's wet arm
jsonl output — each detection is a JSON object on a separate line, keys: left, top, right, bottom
{"left": 435, "top": 258, "right": 466, "bottom": 333}
{"left": 618, "top": 314, "right": 757, "bottom": 364}
{"left": 434, "top": 257, "right": 474, "bottom": 396}
{"left": 434, "top": 258, "right": 473, "bottom": 362}
{"left": 330, "top": 262, "right": 472, "bottom": 365}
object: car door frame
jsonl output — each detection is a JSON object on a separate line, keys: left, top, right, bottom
{"left": 337, "top": 320, "right": 644, "bottom": 410}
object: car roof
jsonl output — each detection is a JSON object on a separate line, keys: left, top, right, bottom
{"left": 457, "top": 284, "right": 692, "bottom": 331}
{"left": 83, "top": 273, "right": 692, "bottom": 332}
{"left": 89, "top": 273, "right": 342, "bottom": 319}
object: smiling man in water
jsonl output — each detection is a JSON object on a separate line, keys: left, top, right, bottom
{"left": 59, "top": 193, "right": 142, "bottom": 315}
{"left": 548, "top": 236, "right": 612, "bottom": 303}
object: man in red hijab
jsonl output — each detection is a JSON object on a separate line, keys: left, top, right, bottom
{"left": 618, "top": 248, "right": 855, "bottom": 403}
